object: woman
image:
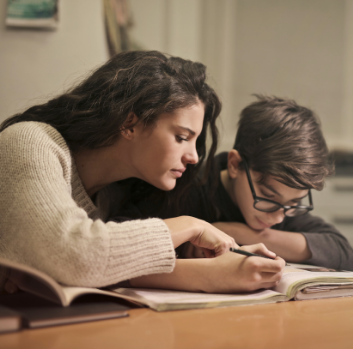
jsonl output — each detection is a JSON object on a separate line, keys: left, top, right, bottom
{"left": 0, "top": 51, "right": 284, "bottom": 293}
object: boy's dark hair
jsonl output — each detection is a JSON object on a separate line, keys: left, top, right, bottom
{"left": 234, "top": 95, "right": 334, "bottom": 191}
{"left": 0, "top": 50, "right": 221, "bottom": 210}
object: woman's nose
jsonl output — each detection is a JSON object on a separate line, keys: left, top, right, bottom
{"left": 183, "top": 145, "right": 199, "bottom": 165}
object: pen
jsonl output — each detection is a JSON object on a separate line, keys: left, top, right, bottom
{"left": 229, "top": 248, "right": 289, "bottom": 265}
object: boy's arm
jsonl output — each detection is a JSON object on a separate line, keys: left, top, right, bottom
{"left": 280, "top": 214, "right": 353, "bottom": 270}
{"left": 213, "top": 214, "right": 353, "bottom": 270}
{"left": 212, "top": 222, "right": 311, "bottom": 262}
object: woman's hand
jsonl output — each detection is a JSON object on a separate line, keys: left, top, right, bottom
{"left": 130, "top": 243, "right": 286, "bottom": 293}
{"left": 164, "top": 216, "right": 237, "bottom": 257}
{"left": 202, "top": 243, "right": 285, "bottom": 292}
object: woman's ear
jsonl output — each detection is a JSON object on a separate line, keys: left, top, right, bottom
{"left": 120, "top": 112, "right": 139, "bottom": 140}
{"left": 227, "top": 150, "right": 242, "bottom": 179}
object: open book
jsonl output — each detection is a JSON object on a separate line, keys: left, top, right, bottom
{"left": 2, "top": 257, "right": 353, "bottom": 312}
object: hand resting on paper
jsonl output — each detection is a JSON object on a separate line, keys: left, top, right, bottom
{"left": 130, "top": 243, "right": 285, "bottom": 293}
{"left": 202, "top": 243, "right": 285, "bottom": 292}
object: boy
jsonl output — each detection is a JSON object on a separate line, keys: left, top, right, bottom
{"left": 179, "top": 95, "right": 353, "bottom": 270}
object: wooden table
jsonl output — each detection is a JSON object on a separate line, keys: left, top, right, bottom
{"left": 1, "top": 296, "right": 353, "bottom": 349}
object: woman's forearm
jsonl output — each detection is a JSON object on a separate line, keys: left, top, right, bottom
{"left": 130, "top": 247, "right": 285, "bottom": 294}
{"left": 130, "top": 259, "right": 207, "bottom": 292}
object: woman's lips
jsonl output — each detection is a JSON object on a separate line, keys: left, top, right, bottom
{"left": 171, "top": 168, "right": 186, "bottom": 178}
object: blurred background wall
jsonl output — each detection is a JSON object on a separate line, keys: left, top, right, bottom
{"left": 1, "top": 0, "right": 352, "bottom": 152}
{"left": 129, "top": 0, "right": 353, "bottom": 153}
{"left": 0, "top": 0, "right": 107, "bottom": 125}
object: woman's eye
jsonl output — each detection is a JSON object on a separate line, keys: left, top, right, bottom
{"left": 176, "top": 135, "right": 188, "bottom": 142}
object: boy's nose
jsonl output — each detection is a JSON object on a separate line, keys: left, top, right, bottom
{"left": 268, "top": 209, "right": 285, "bottom": 225}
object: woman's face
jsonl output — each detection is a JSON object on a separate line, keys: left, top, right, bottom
{"left": 130, "top": 101, "right": 205, "bottom": 191}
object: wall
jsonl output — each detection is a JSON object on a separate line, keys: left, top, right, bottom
{"left": 1, "top": 0, "right": 352, "bottom": 151}
{"left": 233, "top": 0, "right": 348, "bottom": 150}
{"left": 0, "top": 0, "right": 108, "bottom": 123}
{"left": 130, "top": 0, "right": 353, "bottom": 152}
{"left": 130, "top": 0, "right": 238, "bottom": 151}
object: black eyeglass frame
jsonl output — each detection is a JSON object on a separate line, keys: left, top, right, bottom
{"left": 241, "top": 157, "right": 314, "bottom": 216}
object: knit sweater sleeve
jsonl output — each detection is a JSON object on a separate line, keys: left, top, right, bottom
{"left": 0, "top": 122, "right": 175, "bottom": 287}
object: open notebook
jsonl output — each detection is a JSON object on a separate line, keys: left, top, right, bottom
{"left": 2, "top": 258, "right": 353, "bottom": 313}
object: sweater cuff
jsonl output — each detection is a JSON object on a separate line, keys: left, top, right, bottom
{"left": 105, "top": 218, "right": 175, "bottom": 283}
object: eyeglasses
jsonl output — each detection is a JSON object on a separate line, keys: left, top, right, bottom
{"left": 242, "top": 157, "right": 313, "bottom": 217}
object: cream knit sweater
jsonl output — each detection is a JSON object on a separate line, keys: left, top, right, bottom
{"left": 0, "top": 122, "right": 175, "bottom": 287}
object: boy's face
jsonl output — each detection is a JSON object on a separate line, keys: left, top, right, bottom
{"left": 226, "top": 150, "right": 309, "bottom": 230}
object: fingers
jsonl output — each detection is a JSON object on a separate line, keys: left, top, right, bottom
{"left": 238, "top": 253, "right": 285, "bottom": 278}
{"left": 210, "top": 223, "right": 238, "bottom": 256}
{"left": 257, "top": 281, "right": 280, "bottom": 289}
{"left": 255, "top": 271, "right": 283, "bottom": 290}
{"left": 241, "top": 243, "right": 276, "bottom": 259}
{"left": 213, "top": 234, "right": 237, "bottom": 257}
{"left": 190, "top": 220, "right": 239, "bottom": 257}
{"left": 164, "top": 216, "right": 239, "bottom": 254}
{"left": 243, "top": 257, "right": 284, "bottom": 291}
{"left": 260, "top": 271, "right": 283, "bottom": 283}
{"left": 231, "top": 248, "right": 284, "bottom": 288}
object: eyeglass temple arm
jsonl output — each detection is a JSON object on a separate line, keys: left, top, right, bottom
{"left": 242, "top": 159, "right": 258, "bottom": 199}
{"left": 308, "top": 189, "right": 313, "bottom": 208}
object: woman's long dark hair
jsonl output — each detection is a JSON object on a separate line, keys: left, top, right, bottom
{"left": 1, "top": 50, "right": 221, "bottom": 213}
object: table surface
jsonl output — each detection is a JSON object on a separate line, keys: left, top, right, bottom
{"left": 2, "top": 296, "right": 353, "bottom": 349}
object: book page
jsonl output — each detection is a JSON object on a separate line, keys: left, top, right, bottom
{"left": 60, "top": 287, "right": 127, "bottom": 307}
{"left": 0, "top": 257, "right": 127, "bottom": 307}
{"left": 302, "top": 284, "right": 353, "bottom": 293}
{"left": 0, "top": 257, "right": 67, "bottom": 305}
{"left": 112, "top": 288, "right": 288, "bottom": 311}
{"left": 274, "top": 264, "right": 353, "bottom": 299}
{"left": 295, "top": 287, "right": 353, "bottom": 300}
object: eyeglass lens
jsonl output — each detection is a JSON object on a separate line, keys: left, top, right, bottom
{"left": 254, "top": 201, "right": 309, "bottom": 216}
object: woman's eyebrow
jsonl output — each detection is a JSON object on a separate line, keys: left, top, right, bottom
{"left": 176, "top": 125, "right": 196, "bottom": 136}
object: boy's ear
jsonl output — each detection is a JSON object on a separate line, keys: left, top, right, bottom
{"left": 120, "top": 112, "right": 139, "bottom": 140}
{"left": 227, "top": 150, "right": 242, "bottom": 179}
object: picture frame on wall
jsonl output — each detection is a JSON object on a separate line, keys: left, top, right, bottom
{"left": 5, "top": 0, "right": 59, "bottom": 30}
